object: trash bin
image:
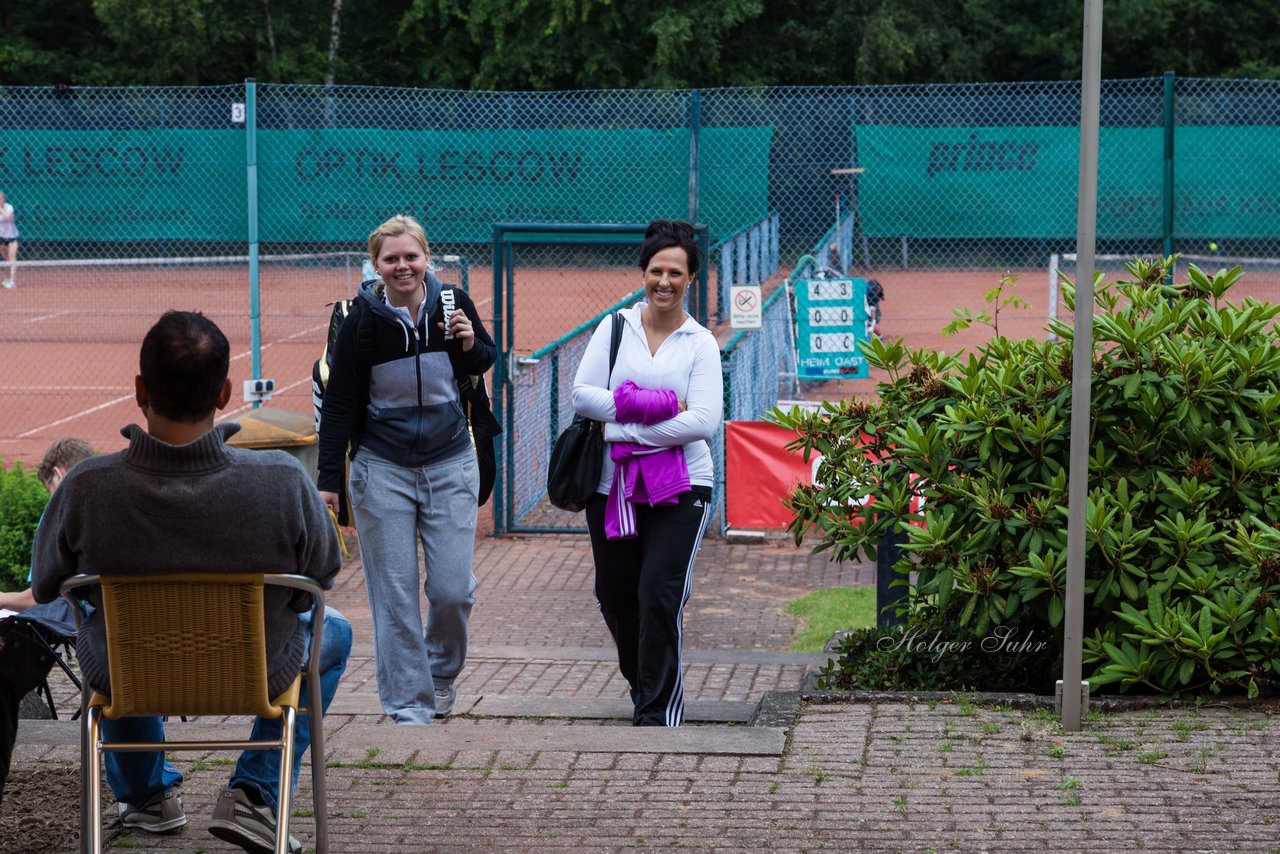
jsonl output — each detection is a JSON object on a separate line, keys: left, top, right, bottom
{"left": 225, "top": 407, "right": 318, "bottom": 483}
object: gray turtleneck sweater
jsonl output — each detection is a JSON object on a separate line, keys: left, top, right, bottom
{"left": 31, "top": 422, "right": 342, "bottom": 698}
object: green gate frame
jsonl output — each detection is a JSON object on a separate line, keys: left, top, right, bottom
{"left": 490, "top": 222, "right": 711, "bottom": 535}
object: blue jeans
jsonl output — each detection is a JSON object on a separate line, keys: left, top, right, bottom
{"left": 102, "top": 606, "right": 352, "bottom": 813}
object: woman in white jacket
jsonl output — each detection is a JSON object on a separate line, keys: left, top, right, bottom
{"left": 571, "top": 220, "right": 724, "bottom": 726}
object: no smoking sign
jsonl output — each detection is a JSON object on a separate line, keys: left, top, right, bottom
{"left": 730, "top": 284, "right": 762, "bottom": 329}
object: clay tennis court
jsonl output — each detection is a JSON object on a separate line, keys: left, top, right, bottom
{"left": 0, "top": 257, "right": 688, "bottom": 464}
{"left": 5, "top": 256, "right": 1277, "bottom": 467}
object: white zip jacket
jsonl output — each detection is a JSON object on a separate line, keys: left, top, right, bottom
{"left": 572, "top": 304, "right": 723, "bottom": 494}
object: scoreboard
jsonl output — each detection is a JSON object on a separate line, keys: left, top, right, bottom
{"left": 795, "top": 277, "right": 871, "bottom": 380}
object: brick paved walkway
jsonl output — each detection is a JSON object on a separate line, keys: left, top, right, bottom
{"left": 9, "top": 532, "right": 1280, "bottom": 853}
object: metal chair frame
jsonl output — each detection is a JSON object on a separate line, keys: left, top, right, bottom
{"left": 61, "top": 572, "right": 328, "bottom": 854}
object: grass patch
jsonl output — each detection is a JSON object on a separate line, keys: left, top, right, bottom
{"left": 784, "top": 586, "right": 876, "bottom": 652}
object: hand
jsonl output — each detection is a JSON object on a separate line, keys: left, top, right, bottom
{"left": 441, "top": 312, "right": 476, "bottom": 352}
{"left": 678, "top": 399, "right": 687, "bottom": 413}
{"left": 319, "top": 490, "right": 341, "bottom": 517}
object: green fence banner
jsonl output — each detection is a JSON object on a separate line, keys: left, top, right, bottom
{"left": 3, "top": 127, "right": 771, "bottom": 243}
{"left": 859, "top": 125, "right": 1280, "bottom": 240}
{"left": 4, "top": 130, "right": 244, "bottom": 240}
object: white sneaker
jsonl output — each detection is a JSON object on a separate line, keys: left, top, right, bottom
{"left": 434, "top": 685, "right": 456, "bottom": 717}
{"left": 2, "top": 280, "right": 13, "bottom": 289}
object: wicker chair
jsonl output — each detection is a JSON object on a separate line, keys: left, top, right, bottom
{"left": 60, "top": 572, "right": 329, "bottom": 854}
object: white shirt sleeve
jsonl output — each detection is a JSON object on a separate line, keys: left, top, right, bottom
{"left": 603, "top": 330, "right": 722, "bottom": 447}
{"left": 571, "top": 316, "right": 618, "bottom": 421}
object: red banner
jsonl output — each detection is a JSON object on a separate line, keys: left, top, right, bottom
{"left": 725, "top": 421, "right": 923, "bottom": 529}
{"left": 724, "top": 421, "right": 819, "bottom": 528}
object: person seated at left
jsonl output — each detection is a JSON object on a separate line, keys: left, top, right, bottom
{"left": 0, "top": 437, "right": 96, "bottom": 806}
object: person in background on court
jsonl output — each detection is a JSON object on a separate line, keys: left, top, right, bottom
{"left": 0, "top": 190, "right": 18, "bottom": 289}
{"left": 317, "top": 214, "right": 496, "bottom": 724}
{"left": 0, "top": 437, "right": 95, "bottom": 807}
{"left": 571, "top": 219, "right": 723, "bottom": 726}
{"left": 30, "top": 310, "right": 352, "bottom": 853}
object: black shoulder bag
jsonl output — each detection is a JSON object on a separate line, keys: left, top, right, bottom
{"left": 546, "top": 312, "right": 623, "bottom": 512}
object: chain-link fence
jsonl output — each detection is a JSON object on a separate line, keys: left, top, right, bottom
{"left": 3, "top": 78, "right": 1278, "bottom": 520}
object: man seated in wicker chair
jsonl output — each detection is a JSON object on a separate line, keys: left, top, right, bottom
{"left": 30, "top": 311, "right": 353, "bottom": 854}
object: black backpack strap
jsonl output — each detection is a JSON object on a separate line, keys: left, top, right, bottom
{"left": 608, "top": 311, "right": 623, "bottom": 378}
{"left": 441, "top": 288, "right": 502, "bottom": 507}
{"left": 345, "top": 296, "right": 377, "bottom": 465}
{"left": 352, "top": 292, "right": 377, "bottom": 382}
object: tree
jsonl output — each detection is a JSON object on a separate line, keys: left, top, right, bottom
{"left": 1, "top": 0, "right": 1278, "bottom": 88}
{"left": 325, "top": 0, "right": 343, "bottom": 86}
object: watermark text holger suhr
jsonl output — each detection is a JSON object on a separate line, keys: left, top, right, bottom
{"left": 878, "top": 625, "right": 1051, "bottom": 663}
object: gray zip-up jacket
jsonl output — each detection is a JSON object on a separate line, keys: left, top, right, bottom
{"left": 316, "top": 274, "right": 496, "bottom": 493}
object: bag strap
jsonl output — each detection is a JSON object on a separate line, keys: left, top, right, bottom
{"left": 607, "top": 311, "right": 623, "bottom": 386}
{"left": 442, "top": 287, "right": 503, "bottom": 436}
{"left": 354, "top": 298, "right": 376, "bottom": 382}
{"left": 441, "top": 286, "right": 479, "bottom": 396}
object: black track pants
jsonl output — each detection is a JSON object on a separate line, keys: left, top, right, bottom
{"left": 585, "top": 486, "right": 712, "bottom": 726}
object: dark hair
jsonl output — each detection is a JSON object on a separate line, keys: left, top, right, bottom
{"left": 139, "top": 311, "right": 230, "bottom": 422}
{"left": 638, "top": 219, "right": 701, "bottom": 276}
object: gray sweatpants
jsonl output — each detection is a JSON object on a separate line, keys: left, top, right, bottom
{"left": 348, "top": 448, "right": 479, "bottom": 724}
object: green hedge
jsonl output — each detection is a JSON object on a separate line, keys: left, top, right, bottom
{"left": 776, "top": 259, "right": 1280, "bottom": 698}
{"left": 0, "top": 461, "right": 49, "bottom": 591}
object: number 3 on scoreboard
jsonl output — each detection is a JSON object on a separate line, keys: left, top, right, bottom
{"left": 807, "top": 280, "right": 852, "bottom": 301}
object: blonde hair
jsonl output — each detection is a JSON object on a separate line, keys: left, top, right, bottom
{"left": 368, "top": 215, "right": 429, "bottom": 262}
{"left": 38, "top": 437, "right": 95, "bottom": 487}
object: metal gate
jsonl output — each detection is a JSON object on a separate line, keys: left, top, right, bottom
{"left": 490, "top": 223, "right": 710, "bottom": 534}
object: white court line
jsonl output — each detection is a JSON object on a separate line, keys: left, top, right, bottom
{"left": 25, "top": 310, "right": 72, "bottom": 324}
{"left": 230, "top": 322, "right": 328, "bottom": 362}
{"left": 19, "top": 393, "right": 135, "bottom": 437}
{"left": 20, "top": 322, "right": 329, "bottom": 437}
{"left": 0, "top": 385, "right": 126, "bottom": 392}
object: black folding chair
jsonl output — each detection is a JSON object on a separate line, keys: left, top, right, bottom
{"left": 4, "top": 599, "right": 82, "bottom": 720}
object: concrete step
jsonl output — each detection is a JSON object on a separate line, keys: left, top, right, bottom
{"left": 459, "top": 644, "right": 830, "bottom": 667}
{"left": 327, "top": 692, "right": 757, "bottom": 722}
{"left": 18, "top": 718, "right": 786, "bottom": 758}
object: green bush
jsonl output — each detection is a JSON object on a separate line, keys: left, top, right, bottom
{"left": 0, "top": 460, "right": 49, "bottom": 591}
{"left": 775, "top": 259, "right": 1280, "bottom": 698}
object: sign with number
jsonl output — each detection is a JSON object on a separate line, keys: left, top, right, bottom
{"left": 795, "top": 278, "right": 870, "bottom": 379}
